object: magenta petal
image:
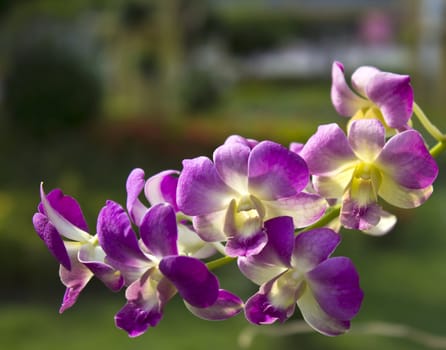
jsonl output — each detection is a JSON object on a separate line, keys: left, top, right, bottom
{"left": 262, "top": 216, "right": 294, "bottom": 266}
{"left": 225, "top": 231, "right": 268, "bottom": 257}
{"left": 186, "top": 289, "right": 244, "bottom": 320}
{"left": 97, "top": 200, "right": 148, "bottom": 266}
{"left": 244, "top": 290, "right": 292, "bottom": 325}
{"left": 248, "top": 141, "right": 309, "bottom": 200}
{"left": 300, "top": 123, "right": 356, "bottom": 176}
{"left": 224, "top": 134, "right": 258, "bottom": 149}
{"left": 38, "top": 188, "right": 89, "bottom": 231}
{"left": 140, "top": 203, "right": 178, "bottom": 258}
{"left": 366, "top": 71, "right": 413, "bottom": 129}
{"left": 33, "top": 212, "right": 71, "bottom": 270}
{"left": 340, "top": 198, "right": 381, "bottom": 231}
{"left": 377, "top": 130, "right": 438, "bottom": 189}
{"left": 331, "top": 61, "right": 367, "bottom": 116}
{"left": 126, "top": 168, "right": 148, "bottom": 226}
{"left": 306, "top": 257, "right": 363, "bottom": 320}
{"left": 177, "top": 157, "right": 236, "bottom": 216}
{"left": 115, "top": 301, "right": 163, "bottom": 337}
{"left": 159, "top": 256, "right": 219, "bottom": 308}
{"left": 213, "top": 141, "right": 250, "bottom": 193}
{"left": 145, "top": 170, "right": 180, "bottom": 211}
{"left": 293, "top": 228, "right": 341, "bottom": 272}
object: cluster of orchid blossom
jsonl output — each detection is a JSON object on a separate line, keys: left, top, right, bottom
{"left": 32, "top": 61, "right": 443, "bottom": 338}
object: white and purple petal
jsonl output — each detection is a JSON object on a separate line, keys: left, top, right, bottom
{"left": 145, "top": 170, "right": 180, "bottom": 211}
{"left": 213, "top": 141, "right": 250, "bottom": 193}
{"left": 292, "top": 228, "right": 341, "bottom": 273}
{"left": 340, "top": 197, "right": 382, "bottom": 231}
{"left": 378, "top": 176, "right": 433, "bottom": 209}
{"left": 365, "top": 71, "right": 413, "bottom": 129}
{"left": 159, "top": 255, "right": 219, "bottom": 308}
{"left": 78, "top": 243, "right": 124, "bottom": 291}
{"left": 177, "top": 157, "right": 236, "bottom": 216}
{"left": 305, "top": 257, "right": 363, "bottom": 321}
{"left": 185, "top": 289, "right": 244, "bottom": 320}
{"left": 312, "top": 170, "right": 355, "bottom": 199}
{"left": 348, "top": 119, "right": 385, "bottom": 162}
{"left": 39, "top": 185, "right": 91, "bottom": 242}
{"left": 376, "top": 130, "right": 438, "bottom": 189}
{"left": 193, "top": 210, "right": 227, "bottom": 242}
{"left": 331, "top": 61, "right": 369, "bottom": 116}
{"left": 59, "top": 242, "right": 93, "bottom": 313}
{"left": 263, "top": 192, "right": 328, "bottom": 228}
{"left": 126, "top": 168, "right": 148, "bottom": 226}
{"left": 297, "top": 286, "right": 351, "bottom": 336}
{"left": 300, "top": 124, "right": 357, "bottom": 176}
{"left": 350, "top": 65, "right": 380, "bottom": 96}
{"left": 248, "top": 141, "right": 309, "bottom": 200}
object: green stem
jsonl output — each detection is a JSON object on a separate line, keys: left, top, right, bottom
{"left": 413, "top": 102, "right": 445, "bottom": 142}
{"left": 297, "top": 205, "right": 341, "bottom": 233}
{"left": 430, "top": 141, "right": 446, "bottom": 158}
{"left": 206, "top": 256, "right": 236, "bottom": 271}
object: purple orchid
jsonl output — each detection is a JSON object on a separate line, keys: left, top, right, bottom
{"left": 32, "top": 184, "right": 123, "bottom": 312}
{"left": 331, "top": 61, "right": 413, "bottom": 132}
{"left": 126, "top": 168, "right": 216, "bottom": 258}
{"left": 97, "top": 200, "right": 243, "bottom": 337}
{"left": 177, "top": 135, "right": 327, "bottom": 257}
{"left": 300, "top": 119, "right": 438, "bottom": 232}
{"left": 240, "top": 216, "right": 363, "bottom": 335}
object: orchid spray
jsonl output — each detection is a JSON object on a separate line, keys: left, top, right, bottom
{"left": 32, "top": 61, "right": 446, "bottom": 346}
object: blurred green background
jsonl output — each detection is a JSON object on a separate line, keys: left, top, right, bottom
{"left": 1, "top": 0, "right": 446, "bottom": 349}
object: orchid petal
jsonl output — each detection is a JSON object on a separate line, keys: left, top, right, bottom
{"left": 177, "top": 224, "right": 216, "bottom": 259}
{"left": 115, "top": 269, "right": 175, "bottom": 337}
{"left": 145, "top": 170, "right": 180, "bottom": 211}
{"left": 377, "top": 130, "right": 438, "bottom": 189}
{"left": 340, "top": 198, "right": 381, "bottom": 231}
{"left": 363, "top": 210, "right": 397, "bottom": 236}
{"left": 351, "top": 65, "right": 380, "bottom": 96}
{"left": 40, "top": 184, "right": 91, "bottom": 242}
{"left": 59, "top": 242, "right": 93, "bottom": 313}
{"left": 306, "top": 257, "right": 363, "bottom": 320}
{"left": 224, "top": 134, "right": 258, "bottom": 149}
{"left": 248, "top": 141, "right": 309, "bottom": 200}
{"left": 312, "top": 169, "right": 355, "bottom": 199}
{"left": 32, "top": 212, "right": 71, "bottom": 270}
{"left": 366, "top": 71, "right": 413, "bottom": 129}
{"left": 292, "top": 228, "right": 341, "bottom": 272}
{"left": 331, "top": 61, "right": 368, "bottom": 116}
{"left": 289, "top": 142, "right": 304, "bottom": 154}
{"left": 78, "top": 243, "right": 124, "bottom": 291}
{"left": 300, "top": 124, "right": 356, "bottom": 176}
{"left": 159, "top": 256, "right": 219, "bottom": 308}
{"left": 213, "top": 141, "right": 250, "bottom": 193}
{"left": 263, "top": 192, "right": 328, "bottom": 228}
{"left": 378, "top": 175, "right": 433, "bottom": 209}
{"left": 225, "top": 231, "right": 267, "bottom": 257}
{"left": 177, "top": 157, "right": 236, "bottom": 216}
{"left": 140, "top": 203, "right": 178, "bottom": 258}
{"left": 126, "top": 168, "right": 148, "bottom": 226}
{"left": 97, "top": 201, "right": 149, "bottom": 281}
{"left": 244, "top": 292, "right": 281, "bottom": 325}
{"left": 348, "top": 119, "right": 385, "bottom": 162}
{"left": 297, "top": 286, "right": 350, "bottom": 336}
{"left": 185, "top": 289, "right": 244, "bottom": 320}
{"left": 192, "top": 210, "right": 227, "bottom": 242}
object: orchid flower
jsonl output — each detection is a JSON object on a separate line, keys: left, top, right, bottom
{"left": 32, "top": 184, "right": 123, "bottom": 312}
{"left": 97, "top": 201, "right": 243, "bottom": 337}
{"left": 177, "top": 135, "right": 327, "bottom": 257}
{"left": 240, "top": 216, "right": 363, "bottom": 336}
{"left": 126, "top": 168, "right": 216, "bottom": 258}
{"left": 300, "top": 119, "right": 438, "bottom": 232}
{"left": 331, "top": 61, "right": 414, "bottom": 132}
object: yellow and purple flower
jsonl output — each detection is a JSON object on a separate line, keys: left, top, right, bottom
{"left": 240, "top": 216, "right": 363, "bottom": 335}
{"left": 32, "top": 185, "right": 123, "bottom": 312}
{"left": 177, "top": 135, "right": 327, "bottom": 257}
{"left": 97, "top": 201, "right": 243, "bottom": 337}
{"left": 300, "top": 119, "right": 438, "bottom": 232}
{"left": 331, "top": 61, "right": 414, "bottom": 132}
